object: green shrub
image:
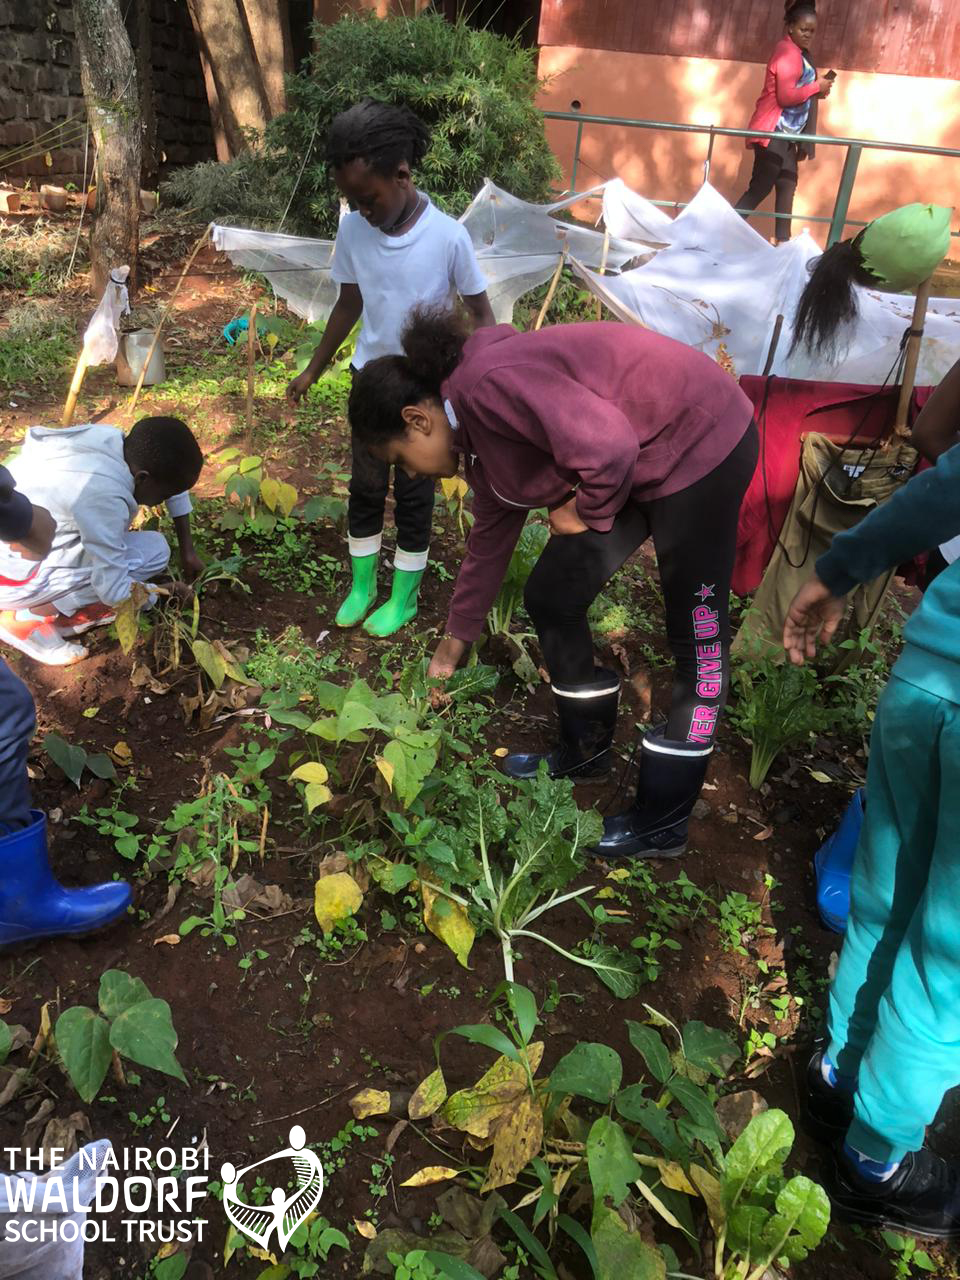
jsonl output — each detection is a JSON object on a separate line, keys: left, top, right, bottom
{"left": 0, "top": 301, "right": 76, "bottom": 390}
{"left": 164, "top": 13, "right": 559, "bottom": 234}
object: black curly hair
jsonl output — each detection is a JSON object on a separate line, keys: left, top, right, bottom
{"left": 784, "top": 1, "right": 817, "bottom": 22}
{"left": 349, "top": 307, "right": 470, "bottom": 446}
{"left": 324, "top": 99, "right": 431, "bottom": 177}
{"left": 124, "top": 416, "right": 203, "bottom": 492}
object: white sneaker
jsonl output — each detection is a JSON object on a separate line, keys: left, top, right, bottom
{"left": 0, "top": 612, "right": 88, "bottom": 665}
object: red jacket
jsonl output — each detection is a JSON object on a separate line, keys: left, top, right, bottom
{"left": 746, "top": 37, "right": 820, "bottom": 148}
{"left": 440, "top": 323, "right": 754, "bottom": 643}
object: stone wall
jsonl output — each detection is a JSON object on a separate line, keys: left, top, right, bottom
{"left": 0, "top": 0, "right": 214, "bottom": 185}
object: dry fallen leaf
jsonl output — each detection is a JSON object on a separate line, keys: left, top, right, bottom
{"left": 0, "top": 998, "right": 13, "bottom": 1015}
{"left": 349, "top": 1088, "right": 391, "bottom": 1120}
{"left": 753, "top": 825, "right": 774, "bottom": 842}
{"left": 400, "top": 1166, "right": 462, "bottom": 1188}
{"left": 153, "top": 934, "right": 181, "bottom": 947}
{"left": 111, "top": 740, "right": 133, "bottom": 766}
{"left": 354, "top": 1219, "right": 377, "bottom": 1240}
{"left": 493, "top": 748, "right": 509, "bottom": 758}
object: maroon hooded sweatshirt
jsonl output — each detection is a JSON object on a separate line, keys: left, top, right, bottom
{"left": 440, "top": 322, "right": 754, "bottom": 644}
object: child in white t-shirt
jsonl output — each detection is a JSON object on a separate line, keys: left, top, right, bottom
{"left": 287, "top": 99, "right": 494, "bottom": 637}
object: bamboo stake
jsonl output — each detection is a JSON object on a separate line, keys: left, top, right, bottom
{"left": 534, "top": 251, "right": 566, "bottom": 331}
{"left": 128, "top": 222, "right": 213, "bottom": 414}
{"left": 245, "top": 301, "right": 258, "bottom": 447}
{"left": 892, "top": 275, "right": 935, "bottom": 438}
{"left": 594, "top": 228, "right": 610, "bottom": 321}
{"left": 61, "top": 351, "right": 89, "bottom": 426}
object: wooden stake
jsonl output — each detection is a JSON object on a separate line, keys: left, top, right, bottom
{"left": 245, "top": 301, "right": 258, "bottom": 447}
{"left": 893, "top": 275, "right": 935, "bottom": 438}
{"left": 534, "top": 251, "right": 566, "bottom": 331}
{"left": 128, "top": 223, "right": 213, "bottom": 414}
{"left": 594, "top": 228, "right": 610, "bottom": 321}
{"left": 61, "top": 351, "right": 89, "bottom": 426}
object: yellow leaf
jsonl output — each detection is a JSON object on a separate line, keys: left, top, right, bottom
{"left": 440, "top": 476, "right": 468, "bottom": 501}
{"left": 493, "top": 748, "right": 509, "bottom": 758}
{"left": 634, "top": 1176, "right": 688, "bottom": 1232}
{"left": 422, "top": 882, "right": 474, "bottom": 968}
{"left": 408, "top": 1067, "right": 447, "bottom": 1121}
{"left": 115, "top": 596, "right": 139, "bottom": 654}
{"left": 304, "top": 782, "right": 332, "bottom": 813}
{"left": 290, "top": 762, "right": 329, "bottom": 785}
{"left": 659, "top": 1161, "right": 698, "bottom": 1195}
{"left": 688, "top": 1164, "right": 725, "bottom": 1235}
{"left": 153, "top": 934, "right": 181, "bottom": 947}
{"left": 82, "top": 707, "right": 99, "bottom": 718}
{"left": 276, "top": 481, "right": 298, "bottom": 518}
{"left": 43, "top": 151, "right": 52, "bottom": 167}
{"left": 354, "top": 1219, "right": 377, "bottom": 1240}
{"left": 191, "top": 638, "right": 227, "bottom": 689}
{"left": 442, "top": 1045, "right": 544, "bottom": 1138}
{"left": 400, "top": 1166, "right": 462, "bottom": 1188}
{"left": 313, "top": 871, "right": 363, "bottom": 935}
{"left": 481, "top": 1091, "right": 543, "bottom": 1192}
{"left": 349, "top": 1088, "right": 391, "bottom": 1119}
{"left": 112, "top": 740, "right": 133, "bottom": 764}
{"left": 154, "top": 1242, "right": 178, "bottom": 1260}
{"left": 259, "top": 475, "right": 281, "bottom": 512}
{"left": 375, "top": 756, "right": 395, "bottom": 790}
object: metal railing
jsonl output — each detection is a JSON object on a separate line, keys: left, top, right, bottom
{"left": 542, "top": 110, "right": 960, "bottom": 246}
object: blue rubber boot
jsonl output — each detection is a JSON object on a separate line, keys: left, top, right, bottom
{"left": 0, "top": 812, "right": 132, "bottom": 946}
{"left": 815, "top": 789, "right": 865, "bottom": 933}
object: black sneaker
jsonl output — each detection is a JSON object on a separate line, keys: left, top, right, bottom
{"left": 802, "top": 1050, "right": 855, "bottom": 1145}
{"left": 825, "top": 1146, "right": 960, "bottom": 1239}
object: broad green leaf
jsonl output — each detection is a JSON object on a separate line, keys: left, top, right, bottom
{"left": 626, "top": 1021, "right": 672, "bottom": 1083}
{"left": 43, "top": 733, "right": 86, "bottom": 787}
{"left": 722, "top": 1109, "right": 794, "bottom": 1211}
{"left": 668, "top": 1076, "right": 719, "bottom": 1134}
{"left": 548, "top": 1042, "right": 622, "bottom": 1103}
{"left": 154, "top": 1256, "right": 189, "bottom": 1280}
{"left": 444, "top": 1025, "right": 520, "bottom": 1066}
{"left": 583, "top": 945, "right": 645, "bottom": 999}
{"left": 503, "top": 982, "right": 538, "bottom": 1047}
{"left": 614, "top": 1086, "right": 685, "bottom": 1161}
{"left": 681, "top": 1021, "right": 739, "bottom": 1077}
{"left": 424, "top": 1252, "right": 487, "bottom": 1280}
{"left": 556, "top": 1214, "right": 598, "bottom": 1277}
{"left": 367, "top": 859, "right": 418, "bottom": 894}
{"left": 99, "top": 969, "right": 152, "bottom": 1019}
{"left": 586, "top": 1116, "right": 642, "bottom": 1207}
{"left": 383, "top": 738, "right": 438, "bottom": 808}
{"left": 0, "top": 1020, "right": 10, "bottom": 1066}
{"left": 591, "top": 1203, "right": 665, "bottom": 1280}
{"left": 727, "top": 1202, "right": 769, "bottom": 1259}
{"left": 55, "top": 1007, "right": 112, "bottom": 1102}
{"left": 109, "top": 998, "right": 186, "bottom": 1083}
{"left": 85, "top": 753, "right": 117, "bottom": 781}
{"left": 496, "top": 1207, "right": 558, "bottom": 1280}
{"left": 756, "top": 1175, "right": 830, "bottom": 1265}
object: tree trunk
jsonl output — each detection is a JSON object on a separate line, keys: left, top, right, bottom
{"left": 187, "top": 3, "right": 232, "bottom": 163}
{"left": 129, "top": 0, "right": 159, "bottom": 186}
{"left": 186, "top": 0, "right": 270, "bottom": 156}
{"left": 240, "top": 0, "right": 293, "bottom": 118}
{"left": 73, "top": 0, "right": 142, "bottom": 296}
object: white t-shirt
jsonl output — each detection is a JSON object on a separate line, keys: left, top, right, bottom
{"left": 331, "top": 195, "right": 488, "bottom": 369}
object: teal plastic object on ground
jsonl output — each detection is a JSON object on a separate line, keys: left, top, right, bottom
{"left": 815, "top": 788, "right": 864, "bottom": 933}
{"left": 223, "top": 314, "right": 268, "bottom": 345}
{"left": 859, "top": 203, "right": 952, "bottom": 292}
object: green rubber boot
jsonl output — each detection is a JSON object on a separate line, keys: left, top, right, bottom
{"left": 363, "top": 567, "right": 425, "bottom": 638}
{"left": 335, "top": 553, "right": 378, "bottom": 628}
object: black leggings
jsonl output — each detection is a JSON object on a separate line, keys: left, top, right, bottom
{"left": 737, "top": 139, "right": 799, "bottom": 242}
{"left": 524, "top": 424, "right": 759, "bottom": 744}
{"left": 348, "top": 432, "right": 434, "bottom": 552}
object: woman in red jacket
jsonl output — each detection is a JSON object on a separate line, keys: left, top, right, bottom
{"left": 349, "top": 310, "right": 758, "bottom": 862}
{"left": 736, "top": 2, "right": 833, "bottom": 243}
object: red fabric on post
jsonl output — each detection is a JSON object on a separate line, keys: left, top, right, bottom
{"left": 733, "top": 376, "right": 932, "bottom": 596}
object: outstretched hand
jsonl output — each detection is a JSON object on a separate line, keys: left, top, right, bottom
{"left": 782, "top": 576, "right": 846, "bottom": 666}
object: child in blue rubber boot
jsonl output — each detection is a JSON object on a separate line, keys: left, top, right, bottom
{"left": 286, "top": 99, "right": 495, "bottom": 637}
{"left": 783, "top": 356, "right": 960, "bottom": 1237}
{"left": 0, "top": 468, "right": 131, "bottom": 945}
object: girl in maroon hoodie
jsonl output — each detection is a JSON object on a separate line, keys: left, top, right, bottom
{"left": 736, "top": 2, "right": 833, "bottom": 243}
{"left": 349, "top": 309, "right": 758, "bottom": 861}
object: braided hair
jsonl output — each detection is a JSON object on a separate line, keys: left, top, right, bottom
{"left": 325, "top": 99, "right": 431, "bottom": 177}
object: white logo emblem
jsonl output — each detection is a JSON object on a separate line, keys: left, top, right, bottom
{"left": 220, "top": 1125, "right": 323, "bottom": 1252}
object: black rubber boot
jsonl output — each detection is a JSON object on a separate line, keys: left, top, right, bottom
{"left": 802, "top": 1049, "right": 855, "bottom": 1146}
{"left": 824, "top": 1146, "right": 960, "bottom": 1239}
{"left": 592, "top": 724, "right": 711, "bottom": 860}
{"left": 503, "top": 669, "right": 620, "bottom": 782}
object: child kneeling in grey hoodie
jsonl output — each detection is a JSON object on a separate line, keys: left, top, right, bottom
{"left": 0, "top": 416, "right": 203, "bottom": 665}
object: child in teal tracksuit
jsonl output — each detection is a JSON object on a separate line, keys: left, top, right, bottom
{"left": 784, "top": 403, "right": 960, "bottom": 1235}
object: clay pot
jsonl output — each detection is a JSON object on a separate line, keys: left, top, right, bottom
{"left": 39, "top": 184, "right": 68, "bottom": 213}
{"left": 139, "top": 189, "right": 158, "bottom": 214}
{"left": 84, "top": 186, "right": 97, "bottom": 212}
{"left": 0, "top": 189, "right": 21, "bottom": 214}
